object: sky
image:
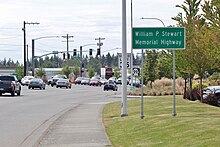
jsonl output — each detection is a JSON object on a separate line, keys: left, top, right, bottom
{"left": 0, "top": 0, "right": 184, "bottom": 63}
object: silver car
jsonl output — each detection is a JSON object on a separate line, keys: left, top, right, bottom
{"left": 56, "top": 79, "right": 71, "bottom": 89}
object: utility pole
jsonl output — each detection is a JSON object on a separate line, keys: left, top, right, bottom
{"left": 95, "top": 37, "right": 105, "bottom": 57}
{"left": 22, "top": 21, "right": 39, "bottom": 76}
{"left": 80, "top": 46, "right": 83, "bottom": 77}
{"left": 26, "top": 44, "right": 28, "bottom": 76}
{"left": 32, "top": 39, "right": 35, "bottom": 76}
{"left": 62, "top": 34, "right": 74, "bottom": 68}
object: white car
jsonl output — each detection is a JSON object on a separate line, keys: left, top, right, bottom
{"left": 56, "top": 79, "right": 71, "bottom": 89}
{"left": 21, "top": 76, "right": 34, "bottom": 86}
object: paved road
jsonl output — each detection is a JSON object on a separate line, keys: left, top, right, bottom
{"left": 0, "top": 84, "right": 120, "bottom": 147}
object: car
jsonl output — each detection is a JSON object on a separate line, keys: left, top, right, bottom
{"left": 203, "top": 86, "right": 220, "bottom": 107}
{"left": 0, "top": 75, "right": 21, "bottom": 96}
{"left": 89, "top": 79, "right": 102, "bottom": 86}
{"left": 28, "top": 78, "right": 46, "bottom": 90}
{"left": 116, "top": 77, "right": 129, "bottom": 85}
{"left": 47, "top": 77, "right": 53, "bottom": 85}
{"left": 129, "top": 77, "right": 141, "bottom": 88}
{"left": 21, "top": 76, "right": 34, "bottom": 86}
{"left": 81, "top": 78, "right": 90, "bottom": 85}
{"left": 74, "top": 77, "right": 84, "bottom": 85}
{"left": 100, "top": 78, "right": 108, "bottom": 85}
{"left": 51, "top": 75, "right": 67, "bottom": 87}
{"left": 56, "top": 79, "right": 71, "bottom": 89}
{"left": 104, "top": 82, "right": 118, "bottom": 91}
{"left": 108, "top": 77, "right": 117, "bottom": 83}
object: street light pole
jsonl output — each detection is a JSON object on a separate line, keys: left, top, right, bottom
{"left": 130, "top": 0, "right": 134, "bottom": 92}
{"left": 22, "top": 21, "right": 39, "bottom": 76}
{"left": 121, "top": 0, "right": 128, "bottom": 117}
{"left": 31, "top": 36, "right": 59, "bottom": 76}
{"left": 141, "top": 17, "right": 177, "bottom": 116}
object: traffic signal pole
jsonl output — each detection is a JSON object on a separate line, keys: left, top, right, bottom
{"left": 80, "top": 46, "right": 83, "bottom": 77}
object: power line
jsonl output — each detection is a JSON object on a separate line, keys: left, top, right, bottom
{"left": 0, "top": 36, "right": 22, "bottom": 39}
{"left": 0, "top": 27, "right": 20, "bottom": 30}
{"left": 0, "top": 43, "right": 22, "bottom": 46}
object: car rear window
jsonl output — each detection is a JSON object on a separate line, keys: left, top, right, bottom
{"left": 0, "top": 76, "right": 15, "bottom": 81}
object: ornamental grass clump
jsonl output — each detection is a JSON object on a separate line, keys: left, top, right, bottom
{"left": 133, "top": 78, "right": 184, "bottom": 96}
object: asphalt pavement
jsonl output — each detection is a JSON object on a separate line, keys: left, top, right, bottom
{"left": 36, "top": 102, "right": 113, "bottom": 147}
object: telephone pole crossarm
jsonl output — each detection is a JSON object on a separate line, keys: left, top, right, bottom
{"left": 95, "top": 37, "right": 105, "bottom": 56}
{"left": 62, "top": 34, "right": 74, "bottom": 68}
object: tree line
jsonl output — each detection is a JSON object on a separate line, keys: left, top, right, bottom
{"left": 1, "top": 0, "right": 219, "bottom": 101}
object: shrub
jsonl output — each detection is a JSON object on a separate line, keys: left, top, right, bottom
{"left": 192, "top": 82, "right": 208, "bottom": 89}
{"left": 185, "top": 88, "right": 201, "bottom": 101}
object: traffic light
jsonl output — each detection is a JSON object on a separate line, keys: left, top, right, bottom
{"left": 67, "top": 53, "right": 70, "bottom": 59}
{"left": 97, "top": 48, "right": 100, "bottom": 56}
{"left": 89, "top": 49, "right": 92, "bottom": 56}
{"left": 73, "top": 49, "right": 77, "bottom": 56}
{"left": 63, "top": 53, "right": 65, "bottom": 59}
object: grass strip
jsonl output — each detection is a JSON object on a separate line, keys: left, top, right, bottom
{"left": 103, "top": 96, "right": 220, "bottom": 147}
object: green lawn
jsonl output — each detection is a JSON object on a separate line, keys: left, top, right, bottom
{"left": 103, "top": 96, "right": 220, "bottom": 147}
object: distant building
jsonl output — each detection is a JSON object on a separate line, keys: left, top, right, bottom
{"left": 0, "top": 67, "right": 16, "bottom": 75}
{"left": 35, "top": 68, "right": 62, "bottom": 78}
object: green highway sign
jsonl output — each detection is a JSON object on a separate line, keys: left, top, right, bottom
{"left": 132, "top": 27, "right": 185, "bottom": 49}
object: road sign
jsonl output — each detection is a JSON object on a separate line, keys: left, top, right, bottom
{"left": 132, "top": 27, "right": 185, "bottom": 49}
{"left": 118, "top": 53, "right": 131, "bottom": 69}
{"left": 132, "top": 67, "right": 140, "bottom": 76}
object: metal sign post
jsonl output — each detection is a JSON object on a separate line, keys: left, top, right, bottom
{"left": 140, "top": 49, "right": 144, "bottom": 119}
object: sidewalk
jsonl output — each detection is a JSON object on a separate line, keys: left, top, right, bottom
{"left": 36, "top": 103, "right": 112, "bottom": 147}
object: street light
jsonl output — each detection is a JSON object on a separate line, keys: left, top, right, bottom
{"left": 140, "top": 17, "right": 177, "bottom": 117}
{"left": 141, "top": 17, "right": 165, "bottom": 27}
{"left": 31, "top": 36, "right": 59, "bottom": 76}
{"left": 139, "top": 17, "right": 166, "bottom": 119}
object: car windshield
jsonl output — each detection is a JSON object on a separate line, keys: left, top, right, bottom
{"left": 58, "top": 79, "right": 68, "bottom": 82}
{"left": 83, "top": 78, "right": 90, "bottom": 81}
{"left": 76, "top": 77, "right": 83, "bottom": 80}
{"left": 31, "top": 78, "right": 42, "bottom": 82}
{"left": 28, "top": 77, "right": 34, "bottom": 80}
{"left": 54, "top": 75, "right": 67, "bottom": 79}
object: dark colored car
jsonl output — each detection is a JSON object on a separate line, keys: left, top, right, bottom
{"left": 51, "top": 75, "right": 67, "bottom": 87}
{"left": 89, "top": 79, "right": 102, "bottom": 86}
{"left": 74, "top": 77, "right": 84, "bottom": 85}
{"left": 0, "top": 75, "right": 21, "bottom": 96}
{"left": 104, "top": 82, "right": 118, "bottom": 91}
{"left": 203, "top": 86, "right": 220, "bottom": 107}
{"left": 56, "top": 79, "right": 71, "bottom": 89}
{"left": 47, "top": 77, "right": 53, "bottom": 85}
{"left": 28, "top": 78, "right": 46, "bottom": 90}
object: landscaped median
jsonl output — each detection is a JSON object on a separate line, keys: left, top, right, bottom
{"left": 103, "top": 96, "right": 220, "bottom": 147}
